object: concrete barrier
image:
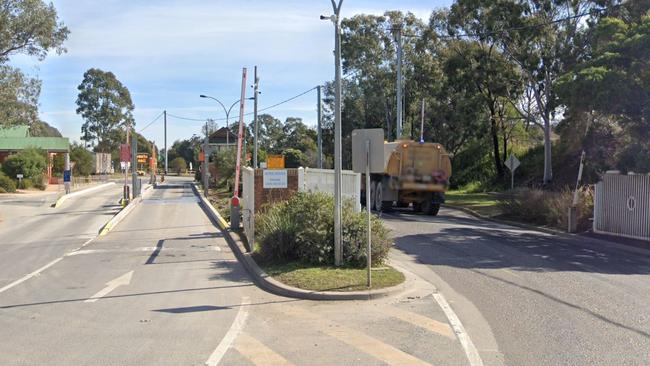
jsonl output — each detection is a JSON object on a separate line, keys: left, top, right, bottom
{"left": 98, "top": 184, "right": 153, "bottom": 236}
{"left": 53, "top": 182, "right": 116, "bottom": 208}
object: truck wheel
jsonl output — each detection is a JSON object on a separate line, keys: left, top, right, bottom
{"left": 374, "top": 182, "right": 383, "bottom": 212}
{"left": 422, "top": 200, "right": 441, "bottom": 216}
{"left": 369, "top": 182, "right": 377, "bottom": 211}
{"left": 413, "top": 202, "right": 422, "bottom": 213}
{"left": 381, "top": 200, "right": 393, "bottom": 212}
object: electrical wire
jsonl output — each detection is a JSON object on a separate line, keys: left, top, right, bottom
{"left": 401, "top": 5, "right": 618, "bottom": 40}
{"left": 138, "top": 111, "right": 165, "bottom": 132}
{"left": 166, "top": 86, "right": 319, "bottom": 122}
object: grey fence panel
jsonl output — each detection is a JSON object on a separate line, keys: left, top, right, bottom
{"left": 594, "top": 173, "right": 650, "bottom": 241}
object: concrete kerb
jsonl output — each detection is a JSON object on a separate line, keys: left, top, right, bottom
{"left": 444, "top": 204, "right": 650, "bottom": 257}
{"left": 98, "top": 184, "right": 153, "bottom": 236}
{"left": 53, "top": 182, "right": 116, "bottom": 208}
{"left": 192, "top": 183, "right": 408, "bottom": 301}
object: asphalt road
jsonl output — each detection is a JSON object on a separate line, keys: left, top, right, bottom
{"left": 3, "top": 178, "right": 646, "bottom": 365}
{"left": 0, "top": 184, "right": 123, "bottom": 290}
{"left": 0, "top": 177, "right": 473, "bottom": 366}
{"left": 383, "top": 208, "right": 650, "bottom": 366}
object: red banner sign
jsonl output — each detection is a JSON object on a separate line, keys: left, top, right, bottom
{"left": 120, "top": 144, "right": 131, "bottom": 162}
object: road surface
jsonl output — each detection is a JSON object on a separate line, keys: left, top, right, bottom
{"left": 0, "top": 177, "right": 472, "bottom": 366}
{"left": 383, "top": 208, "right": 650, "bottom": 366}
{"left": 2, "top": 177, "right": 647, "bottom": 365}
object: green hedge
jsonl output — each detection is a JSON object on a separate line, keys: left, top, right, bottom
{"left": 0, "top": 172, "right": 16, "bottom": 193}
{"left": 255, "top": 192, "right": 392, "bottom": 267}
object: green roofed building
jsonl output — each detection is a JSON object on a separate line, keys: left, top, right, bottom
{"left": 0, "top": 125, "right": 70, "bottom": 184}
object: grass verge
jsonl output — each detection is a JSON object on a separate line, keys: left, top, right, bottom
{"left": 445, "top": 190, "right": 502, "bottom": 217}
{"left": 207, "top": 186, "right": 231, "bottom": 222}
{"left": 258, "top": 260, "right": 405, "bottom": 292}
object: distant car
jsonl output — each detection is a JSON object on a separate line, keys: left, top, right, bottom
{"left": 137, "top": 170, "right": 146, "bottom": 176}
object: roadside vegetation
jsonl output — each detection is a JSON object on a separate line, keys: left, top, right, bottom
{"left": 251, "top": 192, "right": 402, "bottom": 291}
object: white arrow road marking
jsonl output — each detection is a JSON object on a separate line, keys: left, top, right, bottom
{"left": 205, "top": 296, "right": 251, "bottom": 366}
{"left": 84, "top": 271, "right": 134, "bottom": 303}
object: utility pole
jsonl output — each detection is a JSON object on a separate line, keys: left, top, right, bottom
{"left": 131, "top": 134, "right": 138, "bottom": 198}
{"left": 164, "top": 110, "right": 168, "bottom": 174}
{"left": 231, "top": 68, "right": 248, "bottom": 230}
{"left": 317, "top": 85, "right": 323, "bottom": 169}
{"left": 203, "top": 120, "right": 209, "bottom": 198}
{"left": 253, "top": 66, "right": 260, "bottom": 169}
{"left": 420, "top": 98, "right": 425, "bottom": 143}
{"left": 394, "top": 25, "right": 403, "bottom": 140}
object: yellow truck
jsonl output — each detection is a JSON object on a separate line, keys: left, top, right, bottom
{"left": 364, "top": 140, "right": 452, "bottom": 215}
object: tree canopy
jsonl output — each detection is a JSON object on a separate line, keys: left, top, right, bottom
{"left": 76, "top": 68, "right": 135, "bottom": 153}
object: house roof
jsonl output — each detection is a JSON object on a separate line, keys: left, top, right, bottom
{"left": 209, "top": 127, "right": 237, "bottom": 144}
{"left": 0, "top": 125, "right": 69, "bottom": 152}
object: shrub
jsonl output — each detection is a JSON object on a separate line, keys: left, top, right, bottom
{"left": 171, "top": 157, "right": 187, "bottom": 175}
{"left": 211, "top": 149, "right": 236, "bottom": 187}
{"left": 21, "top": 178, "right": 34, "bottom": 189}
{"left": 70, "top": 144, "right": 94, "bottom": 176}
{"left": 498, "top": 187, "right": 594, "bottom": 231}
{"left": 1, "top": 148, "right": 47, "bottom": 181}
{"left": 0, "top": 172, "right": 16, "bottom": 193}
{"left": 256, "top": 192, "right": 392, "bottom": 266}
{"left": 33, "top": 174, "right": 46, "bottom": 190}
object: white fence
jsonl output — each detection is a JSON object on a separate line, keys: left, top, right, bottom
{"left": 299, "top": 168, "right": 362, "bottom": 212}
{"left": 242, "top": 167, "right": 255, "bottom": 245}
{"left": 594, "top": 172, "right": 650, "bottom": 241}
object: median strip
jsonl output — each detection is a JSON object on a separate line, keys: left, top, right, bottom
{"left": 53, "top": 182, "right": 116, "bottom": 208}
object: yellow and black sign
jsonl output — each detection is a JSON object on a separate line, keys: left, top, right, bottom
{"left": 266, "top": 155, "right": 285, "bottom": 169}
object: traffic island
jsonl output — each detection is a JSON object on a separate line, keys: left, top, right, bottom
{"left": 257, "top": 260, "right": 405, "bottom": 293}
{"left": 193, "top": 184, "right": 409, "bottom": 300}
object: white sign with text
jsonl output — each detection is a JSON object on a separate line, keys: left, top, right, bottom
{"left": 263, "top": 169, "right": 288, "bottom": 189}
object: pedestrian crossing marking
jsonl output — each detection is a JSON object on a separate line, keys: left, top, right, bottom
{"left": 287, "top": 306, "right": 432, "bottom": 366}
{"left": 234, "top": 332, "right": 294, "bottom": 366}
{"left": 379, "top": 305, "right": 455, "bottom": 339}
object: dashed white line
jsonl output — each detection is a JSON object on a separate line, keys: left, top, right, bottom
{"left": 0, "top": 257, "right": 63, "bottom": 294}
{"left": 432, "top": 292, "right": 485, "bottom": 366}
{"left": 205, "top": 296, "right": 251, "bottom": 366}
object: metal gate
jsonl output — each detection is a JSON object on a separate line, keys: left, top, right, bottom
{"left": 594, "top": 172, "right": 650, "bottom": 241}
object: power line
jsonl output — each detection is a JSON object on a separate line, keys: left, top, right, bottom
{"left": 166, "top": 113, "right": 207, "bottom": 122}
{"left": 138, "top": 111, "right": 165, "bottom": 132}
{"left": 402, "top": 5, "right": 618, "bottom": 41}
{"left": 166, "top": 86, "right": 319, "bottom": 122}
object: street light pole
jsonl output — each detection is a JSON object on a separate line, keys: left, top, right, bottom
{"left": 322, "top": 0, "right": 344, "bottom": 266}
{"left": 317, "top": 85, "right": 323, "bottom": 169}
{"left": 200, "top": 95, "right": 240, "bottom": 148}
{"left": 253, "top": 66, "right": 260, "bottom": 168}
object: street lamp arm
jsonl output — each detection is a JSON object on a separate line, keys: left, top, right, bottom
{"left": 200, "top": 95, "right": 228, "bottom": 117}
{"left": 227, "top": 100, "right": 240, "bottom": 118}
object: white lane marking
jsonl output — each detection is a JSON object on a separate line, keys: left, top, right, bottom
{"left": 206, "top": 296, "right": 251, "bottom": 366}
{"left": 0, "top": 257, "right": 63, "bottom": 294}
{"left": 84, "top": 270, "right": 134, "bottom": 303}
{"left": 213, "top": 246, "right": 222, "bottom": 252}
{"left": 432, "top": 292, "right": 485, "bottom": 366}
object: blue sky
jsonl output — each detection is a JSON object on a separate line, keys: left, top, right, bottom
{"left": 10, "top": 0, "right": 451, "bottom": 147}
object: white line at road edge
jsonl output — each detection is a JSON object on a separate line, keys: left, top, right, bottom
{"left": 433, "top": 292, "right": 485, "bottom": 366}
{"left": 205, "top": 296, "right": 251, "bottom": 366}
{"left": 0, "top": 257, "right": 63, "bottom": 294}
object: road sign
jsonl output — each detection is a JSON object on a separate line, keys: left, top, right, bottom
{"left": 120, "top": 144, "right": 131, "bottom": 162}
{"left": 267, "top": 155, "right": 285, "bottom": 169}
{"left": 137, "top": 153, "right": 148, "bottom": 163}
{"left": 16, "top": 174, "right": 23, "bottom": 179}
{"left": 505, "top": 154, "right": 520, "bottom": 190}
{"left": 505, "top": 154, "right": 520, "bottom": 172}
{"left": 351, "top": 129, "right": 385, "bottom": 174}
{"left": 63, "top": 170, "right": 71, "bottom": 183}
